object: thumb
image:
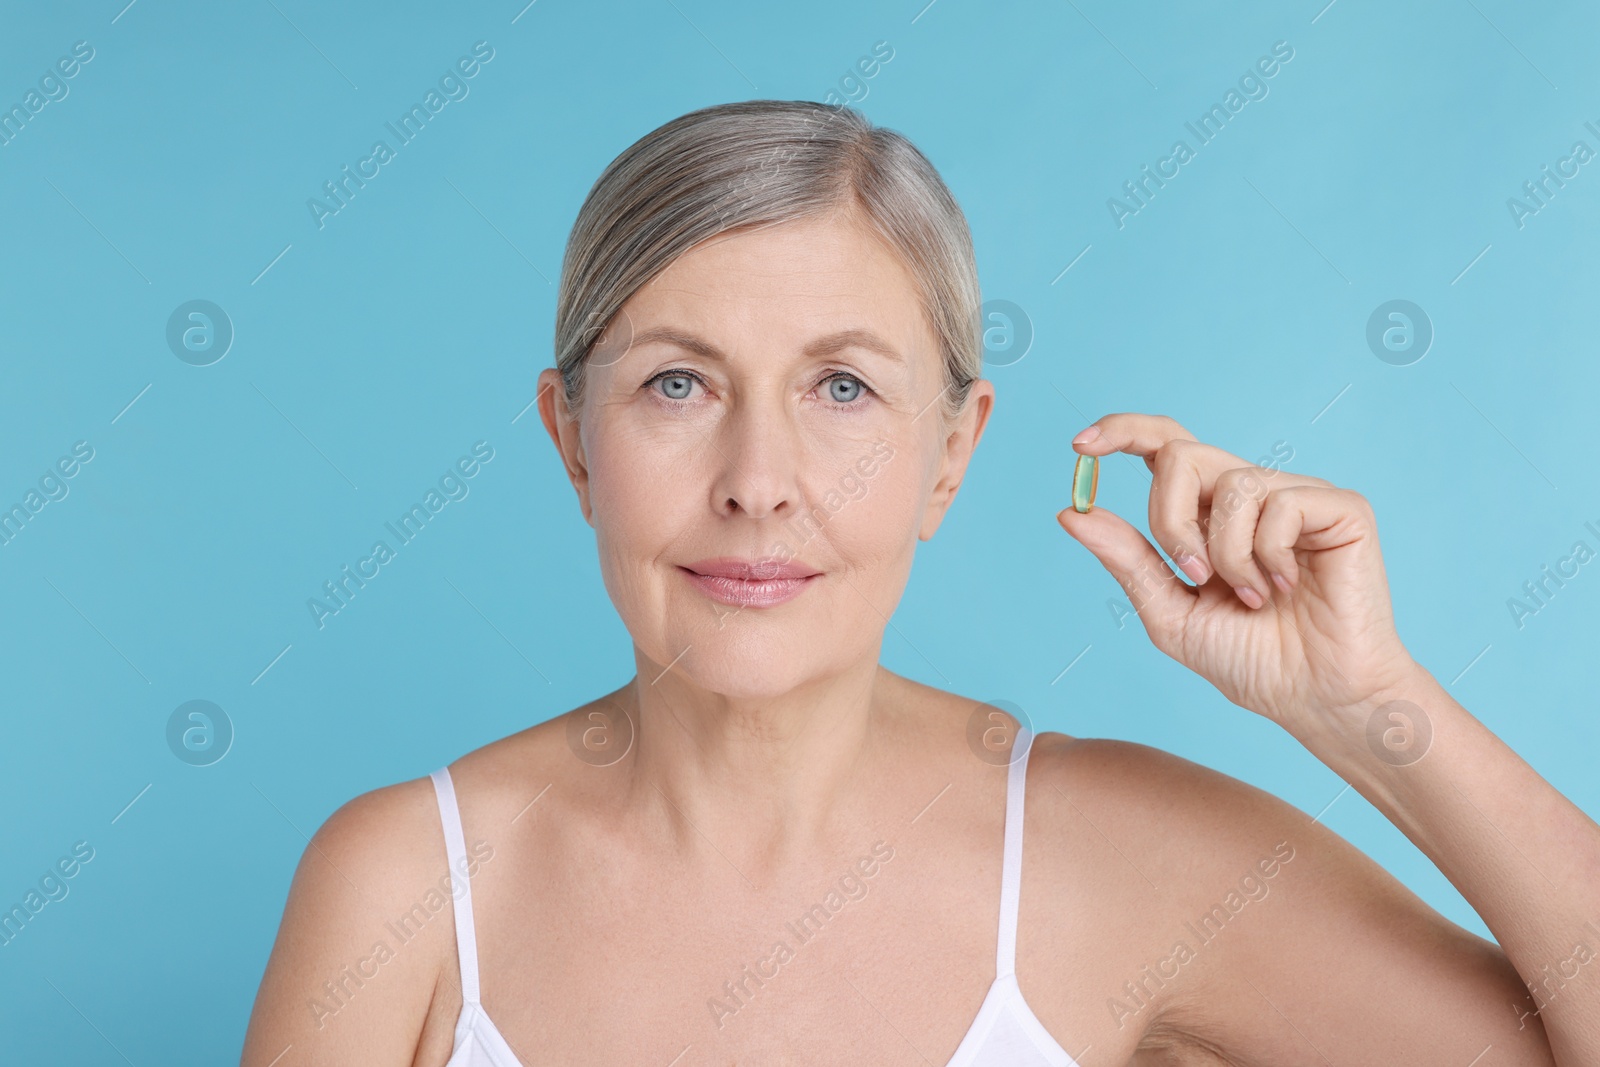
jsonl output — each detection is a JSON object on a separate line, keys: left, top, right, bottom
{"left": 1056, "top": 505, "right": 1194, "bottom": 632}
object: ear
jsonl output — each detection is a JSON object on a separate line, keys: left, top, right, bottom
{"left": 537, "top": 366, "right": 594, "bottom": 527}
{"left": 918, "top": 378, "right": 994, "bottom": 541}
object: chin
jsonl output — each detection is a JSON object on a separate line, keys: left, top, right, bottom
{"left": 646, "top": 628, "right": 829, "bottom": 700}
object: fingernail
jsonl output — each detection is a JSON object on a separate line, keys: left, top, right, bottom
{"left": 1235, "top": 585, "right": 1264, "bottom": 609}
{"left": 1175, "top": 552, "right": 1209, "bottom": 584}
{"left": 1071, "top": 425, "right": 1102, "bottom": 445}
{"left": 1271, "top": 572, "right": 1291, "bottom": 593}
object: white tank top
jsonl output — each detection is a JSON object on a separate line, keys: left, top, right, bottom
{"left": 428, "top": 726, "right": 1078, "bottom": 1066}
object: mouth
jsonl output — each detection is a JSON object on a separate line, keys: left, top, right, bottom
{"left": 677, "top": 558, "right": 821, "bottom": 608}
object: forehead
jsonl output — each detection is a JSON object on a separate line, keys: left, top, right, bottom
{"left": 621, "top": 213, "right": 933, "bottom": 347}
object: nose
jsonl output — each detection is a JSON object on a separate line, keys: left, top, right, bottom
{"left": 708, "top": 396, "right": 802, "bottom": 521}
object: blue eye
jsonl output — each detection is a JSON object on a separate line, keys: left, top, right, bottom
{"left": 652, "top": 372, "right": 696, "bottom": 400}
{"left": 826, "top": 375, "right": 862, "bottom": 403}
{"left": 821, "top": 372, "right": 872, "bottom": 408}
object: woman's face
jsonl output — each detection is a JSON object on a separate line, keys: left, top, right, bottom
{"left": 539, "top": 211, "right": 992, "bottom": 699}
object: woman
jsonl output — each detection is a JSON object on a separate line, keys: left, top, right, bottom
{"left": 241, "top": 100, "right": 1599, "bottom": 1065}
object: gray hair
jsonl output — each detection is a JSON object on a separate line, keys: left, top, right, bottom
{"left": 552, "top": 99, "right": 982, "bottom": 428}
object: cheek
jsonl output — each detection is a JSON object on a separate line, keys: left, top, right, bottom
{"left": 585, "top": 431, "right": 686, "bottom": 613}
{"left": 585, "top": 419, "right": 698, "bottom": 537}
{"left": 783, "top": 448, "right": 925, "bottom": 566}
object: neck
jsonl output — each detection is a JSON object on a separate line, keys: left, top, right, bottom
{"left": 616, "top": 650, "right": 894, "bottom": 876}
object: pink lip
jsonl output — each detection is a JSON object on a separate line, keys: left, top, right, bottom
{"left": 679, "top": 557, "right": 822, "bottom": 607}
{"left": 683, "top": 557, "right": 821, "bottom": 580}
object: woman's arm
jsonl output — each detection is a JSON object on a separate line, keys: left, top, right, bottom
{"left": 1289, "top": 663, "right": 1600, "bottom": 1060}
{"left": 1056, "top": 412, "right": 1600, "bottom": 1064}
{"left": 1032, "top": 735, "right": 1559, "bottom": 1064}
{"left": 240, "top": 779, "right": 453, "bottom": 1067}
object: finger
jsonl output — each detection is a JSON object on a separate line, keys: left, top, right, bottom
{"left": 1057, "top": 503, "right": 1195, "bottom": 649}
{"left": 1076, "top": 414, "right": 1330, "bottom": 496}
{"left": 1255, "top": 491, "right": 1302, "bottom": 592}
{"left": 1253, "top": 484, "right": 1372, "bottom": 590}
{"left": 1207, "top": 466, "right": 1277, "bottom": 608}
{"left": 1071, "top": 413, "right": 1199, "bottom": 462}
{"left": 1146, "top": 439, "right": 1217, "bottom": 584}
{"left": 1095, "top": 416, "right": 1253, "bottom": 485}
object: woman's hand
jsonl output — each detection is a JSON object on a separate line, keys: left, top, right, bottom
{"left": 1056, "top": 412, "right": 1422, "bottom": 736}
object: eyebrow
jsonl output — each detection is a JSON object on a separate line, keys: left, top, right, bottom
{"left": 628, "top": 326, "right": 906, "bottom": 365}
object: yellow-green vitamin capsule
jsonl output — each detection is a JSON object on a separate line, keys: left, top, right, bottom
{"left": 1071, "top": 452, "right": 1098, "bottom": 513}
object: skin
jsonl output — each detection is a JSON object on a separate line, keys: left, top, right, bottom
{"left": 241, "top": 209, "right": 1600, "bottom": 1066}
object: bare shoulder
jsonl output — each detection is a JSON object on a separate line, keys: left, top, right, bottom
{"left": 1019, "top": 735, "right": 1543, "bottom": 1063}
{"left": 242, "top": 698, "right": 610, "bottom": 1066}
{"left": 1024, "top": 732, "right": 1306, "bottom": 840}
{"left": 240, "top": 773, "right": 460, "bottom": 1065}
{"left": 1020, "top": 730, "right": 1448, "bottom": 933}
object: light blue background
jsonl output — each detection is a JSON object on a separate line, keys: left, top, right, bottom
{"left": 2, "top": 0, "right": 1596, "bottom": 1062}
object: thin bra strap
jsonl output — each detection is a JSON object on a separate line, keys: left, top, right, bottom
{"left": 995, "top": 726, "right": 1035, "bottom": 978}
{"left": 429, "top": 767, "right": 482, "bottom": 1005}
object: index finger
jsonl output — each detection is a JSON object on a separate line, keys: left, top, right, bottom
{"left": 1071, "top": 412, "right": 1310, "bottom": 488}
{"left": 1072, "top": 412, "right": 1205, "bottom": 470}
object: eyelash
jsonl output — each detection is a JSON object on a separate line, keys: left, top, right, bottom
{"left": 641, "top": 368, "right": 874, "bottom": 410}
